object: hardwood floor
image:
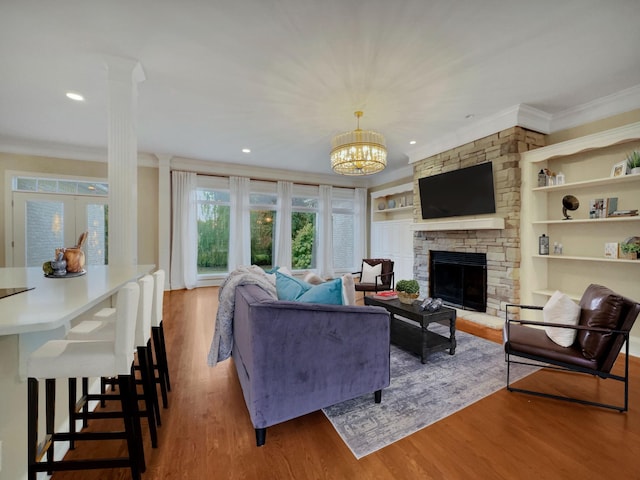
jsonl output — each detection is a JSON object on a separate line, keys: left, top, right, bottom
{"left": 52, "top": 287, "right": 640, "bottom": 480}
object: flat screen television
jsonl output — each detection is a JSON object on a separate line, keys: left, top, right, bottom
{"left": 418, "top": 162, "right": 496, "bottom": 220}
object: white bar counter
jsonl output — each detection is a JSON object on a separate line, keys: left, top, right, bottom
{"left": 0, "top": 264, "right": 154, "bottom": 480}
{"left": 0, "top": 265, "right": 154, "bottom": 335}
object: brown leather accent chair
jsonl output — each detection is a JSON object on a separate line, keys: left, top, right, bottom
{"left": 353, "top": 259, "right": 395, "bottom": 295}
{"left": 504, "top": 284, "right": 640, "bottom": 411}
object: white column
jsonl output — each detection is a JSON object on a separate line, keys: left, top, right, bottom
{"left": 106, "top": 57, "right": 145, "bottom": 266}
{"left": 157, "top": 154, "right": 171, "bottom": 288}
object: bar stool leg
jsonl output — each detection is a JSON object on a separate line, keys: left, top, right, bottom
{"left": 159, "top": 322, "right": 171, "bottom": 391}
{"left": 118, "top": 374, "right": 144, "bottom": 479}
{"left": 145, "top": 339, "right": 162, "bottom": 426}
{"left": 68, "top": 378, "right": 77, "bottom": 450}
{"left": 45, "top": 379, "right": 56, "bottom": 474}
{"left": 27, "top": 378, "right": 38, "bottom": 480}
{"left": 81, "top": 377, "right": 89, "bottom": 428}
{"left": 136, "top": 346, "right": 158, "bottom": 448}
{"left": 152, "top": 326, "right": 169, "bottom": 408}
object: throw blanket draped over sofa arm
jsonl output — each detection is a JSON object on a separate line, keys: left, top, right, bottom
{"left": 232, "top": 284, "right": 391, "bottom": 446}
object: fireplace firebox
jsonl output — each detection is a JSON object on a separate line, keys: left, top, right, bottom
{"left": 429, "top": 251, "right": 487, "bottom": 312}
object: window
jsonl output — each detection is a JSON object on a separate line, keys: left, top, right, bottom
{"left": 332, "top": 188, "right": 356, "bottom": 271}
{"left": 10, "top": 174, "right": 108, "bottom": 267}
{"left": 250, "top": 186, "right": 277, "bottom": 269}
{"left": 14, "top": 176, "right": 109, "bottom": 196}
{"left": 292, "top": 187, "right": 319, "bottom": 270}
{"left": 193, "top": 176, "right": 362, "bottom": 282}
{"left": 196, "top": 179, "right": 230, "bottom": 275}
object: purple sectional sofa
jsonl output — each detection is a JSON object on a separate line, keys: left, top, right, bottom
{"left": 232, "top": 284, "right": 391, "bottom": 446}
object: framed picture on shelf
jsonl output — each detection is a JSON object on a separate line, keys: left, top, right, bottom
{"left": 610, "top": 160, "right": 627, "bottom": 177}
{"left": 604, "top": 242, "right": 619, "bottom": 259}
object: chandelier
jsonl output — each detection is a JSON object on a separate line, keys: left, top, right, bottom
{"left": 331, "top": 111, "right": 387, "bottom": 175}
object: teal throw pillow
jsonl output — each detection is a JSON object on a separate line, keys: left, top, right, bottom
{"left": 275, "top": 271, "right": 311, "bottom": 300}
{"left": 296, "top": 278, "right": 343, "bottom": 305}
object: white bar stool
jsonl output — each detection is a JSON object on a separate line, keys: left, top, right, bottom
{"left": 151, "top": 269, "right": 171, "bottom": 408}
{"left": 66, "top": 274, "right": 160, "bottom": 446}
{"left": 27, "top": 282, "right": 144, "bottom": 480}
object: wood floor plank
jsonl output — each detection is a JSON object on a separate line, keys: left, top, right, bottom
{"left": 52, "top": 286, "right": 639, "bottom": 480}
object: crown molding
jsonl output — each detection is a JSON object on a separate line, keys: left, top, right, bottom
{"left": 406, "top": 104, "right": 552, "bottom": 164}
{"left": 0, "top": 135, "right": 158, "bottom": 167}
{"left": 0, "top": 135, "right": 108, "bottom": 162}
{"left": 550, "top": 84, "right": 640, "bottom": 132}
{"left": 366, "top": 164, "right": 414, "bottom": 188}
{"left": 170, "top": 156, "right": 369, "bottom": 188}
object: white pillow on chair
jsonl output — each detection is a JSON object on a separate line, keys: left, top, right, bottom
{"left": 543, "top": 290, "right": 581, "bottom": 347}
{"left": 360, "top": 262, "right": 382, "bottom": 285}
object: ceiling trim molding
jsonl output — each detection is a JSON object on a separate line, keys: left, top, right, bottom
{"left": 549, "top": 83, "right": 640, "bottom": 133}
{"left": 0, "top": 135, "right": 108, "bottom": 162}
{"left": 406, "top": 104, "right": 552, "bottom": 164}
{"left": 367, "top": 164, "right": 414, "bottom": 188}
{"left": 170, "top": 156, "right": 369, "bottom": 188}
{"left": 0, "top": 135, "right": 158, "bottom": 167}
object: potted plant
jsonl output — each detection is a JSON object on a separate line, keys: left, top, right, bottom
{"left": 620, "top": 241, "right": 640, "bottom": 260}
{"left": 395, "top": 279, "right": 420, "bottom": 304}
{"left": 626, "top": 151, "right": 640, "bottom": 175}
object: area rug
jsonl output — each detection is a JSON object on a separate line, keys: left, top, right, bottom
{"left": 322, "top": 325, "right": 535, "bottom": 459}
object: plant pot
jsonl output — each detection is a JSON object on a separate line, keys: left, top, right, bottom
{"left": 631, "top": 167, "right": 640, "bottom": 175}
{"left": 397, "top": 291, "right": 419, "bottom": 304}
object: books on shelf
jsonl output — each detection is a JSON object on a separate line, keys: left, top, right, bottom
{"left": 372, "top": 290, "right": 398, "bottom": 300}
{"left": 608, "top": 209, "right": 639, "bottom": 217}
{"left": 588, "top": 197, "right": 635, "bottom": 218}
{"left": 589, "top": 198, "right": 605, "bottom": 218}
{"left": 605, "top": 197, "right": 618, "bottom": 217}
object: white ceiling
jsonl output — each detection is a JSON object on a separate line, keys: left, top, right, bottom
{"left": 1, "top": 0, "right": 640, "bottom": 182}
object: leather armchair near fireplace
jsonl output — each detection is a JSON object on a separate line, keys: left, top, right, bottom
{"left": 504, "top": 284, "right": 640, "bottom": 411}
{"left": 353, "top": 259, "right": 395, "bottom": 296}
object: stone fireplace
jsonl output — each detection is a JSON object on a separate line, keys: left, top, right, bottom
{"left": 412, "top": 127, "right": 545, "bottom": 317}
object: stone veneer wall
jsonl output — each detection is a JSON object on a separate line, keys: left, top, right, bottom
{"left": 413, "top": 127, "right": 545, "bottom": 316}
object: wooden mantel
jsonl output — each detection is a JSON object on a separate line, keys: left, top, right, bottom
{"left": 410, "top": 217, "right": 505, "bottom": 231}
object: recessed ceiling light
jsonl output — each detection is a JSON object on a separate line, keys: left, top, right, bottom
{"left": 66, "top": 92, "right": 85, "bottom": 102}
{"left": 409, "top": 140, "right": 417, "bottom": 145}
{"left": 242, "top": 148, "right": 251, "bottom": 153}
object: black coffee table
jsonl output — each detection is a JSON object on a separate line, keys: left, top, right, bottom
{"left": 364, "top": 296, "right": 457, "bottom": 363}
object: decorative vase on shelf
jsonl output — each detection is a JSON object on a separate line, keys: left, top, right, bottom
{"left": 387, "top": 199, "right": 396, "bottom": 209}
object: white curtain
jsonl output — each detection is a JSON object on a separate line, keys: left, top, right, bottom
{"left": 318, "top": 185, "right": 335, "bottom": 279}
{"left": 170, "top": 170, "right": 198, "bottom": 290}
{"left": 228, "top": 176, "right": 251, "bottom": 270}
{"left": 354, "top": 187, "right": 367, "bottom": 266}
{"left": 274, "top": 181, "right": 292, "bottom": 269}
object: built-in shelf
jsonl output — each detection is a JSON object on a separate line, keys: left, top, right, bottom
{"left": 526, "top": 121, "right": 640, "bottom": 164}
{"left": 532, "top": 173, "right": 639, "bottom": 192}
{"left": 532, "top": 254, "right": 639, "bottom": 264}
{"left": 532, "top": 216, "right": 639, "bottom": 225}
{"left": 374, "top": 205, "right": 413, "bottom": 214}
{"left": 411, "top": 217, "right": 505, "bottom": 231}
{"left": 520, "top": 122, "right": 640, "bottom": 346}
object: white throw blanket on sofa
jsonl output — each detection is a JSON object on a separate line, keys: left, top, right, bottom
{"left": 207, "top": 265, "right": 277, "bottom": 367}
